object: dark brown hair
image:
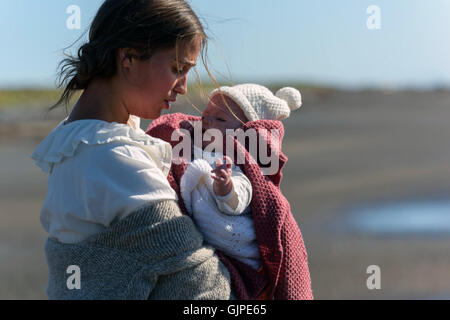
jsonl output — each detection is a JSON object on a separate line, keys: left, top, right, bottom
{"left": 52, "top": 0, "right": 208, "bottom": 110}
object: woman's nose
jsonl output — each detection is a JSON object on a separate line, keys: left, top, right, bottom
{"left": 174, "top": 74, "right": 188, "bottom": 95}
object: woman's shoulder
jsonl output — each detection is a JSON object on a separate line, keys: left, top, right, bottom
{"left": 31, "top": 117, "right": 172, "bottom": 175}
{"left": 36, "top": 118, "right": 178, "bottom": 236}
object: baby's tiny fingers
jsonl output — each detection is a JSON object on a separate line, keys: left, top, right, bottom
{"left": 212, "top": 175, "right": 226, "bottom": 184}
{"left": 223, "top": 155, "right": 232, "bottom": 164}
{"left": 219, "top": 169, "right": 230, "bottom": 177}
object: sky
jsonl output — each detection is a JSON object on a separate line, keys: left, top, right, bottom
{"left": 1, "top": 0, "right": 450, "bottom": 89}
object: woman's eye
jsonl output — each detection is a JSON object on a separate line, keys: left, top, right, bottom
{"left": 172, "top": 67, "right": 183, "bottom": 75}
{"left": 173, "top": 65, "right": 189, "bottom": 76}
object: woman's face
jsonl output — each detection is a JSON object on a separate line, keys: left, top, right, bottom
{"left": 120, "top": 38, "right": 202, "bottom": 120}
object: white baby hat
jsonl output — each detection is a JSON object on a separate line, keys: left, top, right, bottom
{"left": 209, "top": 84, "right": 302, "bottom": 121}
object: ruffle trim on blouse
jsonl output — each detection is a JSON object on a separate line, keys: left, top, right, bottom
{"left": 31, "top": 117, "right": 172, "bottom": 175}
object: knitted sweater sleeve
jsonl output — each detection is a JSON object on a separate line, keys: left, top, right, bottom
{"left": 44, "top": 200, "right": 233, "bottom": 300}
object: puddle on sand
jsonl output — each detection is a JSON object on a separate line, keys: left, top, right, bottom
{"left": 344, "top": 200, "right": 450, "bottom": 235}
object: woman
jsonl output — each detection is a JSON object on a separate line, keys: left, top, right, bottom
{"left": 31, "top": 0, "right": 233, "bottom": 299}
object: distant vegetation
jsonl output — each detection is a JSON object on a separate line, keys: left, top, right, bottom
{"left": 0, "top": 82, "right": 333, "bottom": 110}
{"left": 0, "top": 89, "right": 75, "bottom": 110}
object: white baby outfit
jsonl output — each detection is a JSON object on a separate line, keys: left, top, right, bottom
{"left": 180, "top": 145, "right": 261, "bottom": 270}
{"left": 179, "top": 84, "right": 303, "bottom": 270}
{"left": 31, "top": 116, "right": 177, "bottom": 244}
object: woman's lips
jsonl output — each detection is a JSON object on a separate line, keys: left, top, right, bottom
{"left": 164, "top": 99, "right": 176, "bottom": 109}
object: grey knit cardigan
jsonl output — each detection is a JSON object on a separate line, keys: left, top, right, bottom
{"left": 44, "top": 200, "right": 233, "bottom": 300}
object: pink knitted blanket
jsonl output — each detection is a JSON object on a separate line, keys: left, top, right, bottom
{"left": 146, "top": 113, "right": 312, "bottom": 300}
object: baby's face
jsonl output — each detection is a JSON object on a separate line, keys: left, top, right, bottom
{"left": 201, "top": 94, "right": 248, "bottom": 137}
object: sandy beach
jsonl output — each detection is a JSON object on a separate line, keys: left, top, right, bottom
{"left": 1, "top": 88, "right": 450, "bottom": 299}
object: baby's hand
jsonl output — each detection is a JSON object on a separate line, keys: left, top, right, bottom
{"left": 211, "top": 156, "right": 233, "bottom": 196}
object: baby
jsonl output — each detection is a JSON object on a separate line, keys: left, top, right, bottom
{"left": 179, "top": 84, "right": 302, "bottom": 270}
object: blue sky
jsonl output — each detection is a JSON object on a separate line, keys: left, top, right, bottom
{"left": 1, "top": 0, "right": 450, "bottom": 89}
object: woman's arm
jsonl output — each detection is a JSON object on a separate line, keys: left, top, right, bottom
{"left": 45, "top": 142, "right": 233, "bottom": 299}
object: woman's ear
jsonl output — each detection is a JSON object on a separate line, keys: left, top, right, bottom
{"left": 118, "top": 48, "right": 136, "bottom": 70}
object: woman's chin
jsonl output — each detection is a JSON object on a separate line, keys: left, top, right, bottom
{"left": 141, "top": 108, "right": 164, "bottom": 120}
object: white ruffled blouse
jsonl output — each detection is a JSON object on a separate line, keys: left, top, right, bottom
{"left": 31, "top": 116, "right": 177, "bottom": 244}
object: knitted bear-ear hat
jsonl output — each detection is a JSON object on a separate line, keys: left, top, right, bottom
{"left": 209, "top": 84, "right": 302, "bottom": 122}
